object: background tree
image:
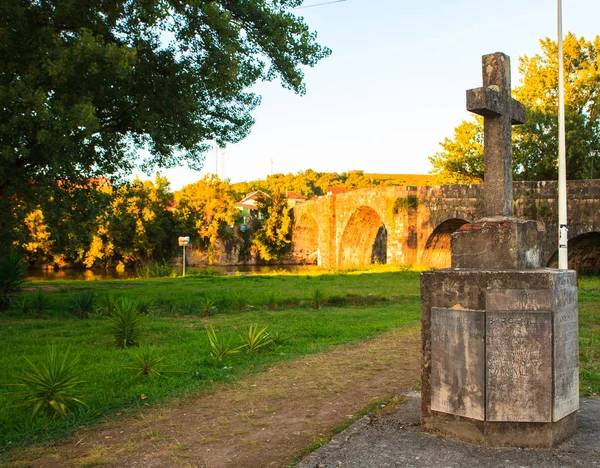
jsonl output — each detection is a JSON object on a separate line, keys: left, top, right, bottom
{"left": 0, "top": 0, "right": 330, "bottom": 248}
{"left": 428, "top": 118, "right": 484, "bottom": 183}
{"left": 252, "top": 192, "right": 293, "bottom": 261}
{"left": 85, "top": 176, "right": 174, "bottom": 268}
{"left": 174, "top": 175, "right": 239, "bottom": 263}
{"left": 430, "top": 33, "right": 600, "bottom": 182}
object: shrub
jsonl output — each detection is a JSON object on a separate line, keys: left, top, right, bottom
{"left": 12, "top": 346, "right": 86, "bottom": 419}
{"left": 71, "top": 291, "right": 96, "bottom": 318}
{"left": 124, "top": 345, "right": 166, "bottom": 379}
{"left": 311, "top": 289, "right": 325, "bottom": 310}
{"left": 240, "top": 324, "right": 272, "bottom": 352}
{"left": 30, "top": 289, "right": 51, "bottom": 316}
{"left": 97, "top": 295, "right": 118, "bottom": 317}
{"left": 135, "top": 298, "right": 153, "bottom": 316}
{"left": 392, "top": 195, "right": 420, "bottom": 214}
{"left": 206, "top": 325, "right": 242, "bottom": 361}
{"left": 264, "top": 292, "right": 279, "bottom": 311}
{"left": 231, "top": 292, "right": 248, "bottom": 312}
{"left": 199, "top": 296, "right": 217, "bottom": 317}
{"left": 108, "top": 298, "right": 143, "bottom": 349}
{"left": 0, "top": 249, "right": 27, "bottom": 310}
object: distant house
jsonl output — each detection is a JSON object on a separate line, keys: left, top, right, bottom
{"left": 326, "top": 187, "right": 347, "bottom": 196}
{"left": 285, "top": 191, "right": 307, "bottom": 208}
{"left": 235, "top": 191, "right": 269, "bottom": 223}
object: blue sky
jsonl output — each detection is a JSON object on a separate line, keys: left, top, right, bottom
{"left": 155, "top": 0, "right": 600, "bottom": 189}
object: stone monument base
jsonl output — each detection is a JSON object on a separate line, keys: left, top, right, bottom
{"left": 422, "top": 406, "right": 577, "bottom": 448}
{"left": 420, "top": 269, "right": 579, "bottom": 448}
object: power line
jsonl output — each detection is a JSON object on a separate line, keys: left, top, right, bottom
{"left": 295, "top": 0, "right": 347, "bottom": 10}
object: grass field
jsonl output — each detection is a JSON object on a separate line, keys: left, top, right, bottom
{"left": 0, "top": 267, "right": 421, "bottom": 452}
{"left": 0, "top": 267, "right": 598, "bottom": 454}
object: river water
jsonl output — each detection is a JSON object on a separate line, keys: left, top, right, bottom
{"left": 26, "top": 264, "right": 320, "bottom": 282}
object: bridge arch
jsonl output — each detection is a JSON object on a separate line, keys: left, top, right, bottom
{"left": 546, "top": 231, "right": 600, "bottom": 273}
{"left": 338, "top": 206, "right": 387, "bottom": 268}
{"left": 293, "top": 213, "right": 320, "bottom": 265}
{"left": 420, "top": 217, "right": 470, "bottom": 269}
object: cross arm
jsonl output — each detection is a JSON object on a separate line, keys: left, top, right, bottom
{"left": 509, "top": 100, "right": 526, "bottom": 125}
{"left": 466, "top": 87, "right": 503, "bottom": 117}
{"left": 466, "top": 87, "right": 526, "bottom": 124}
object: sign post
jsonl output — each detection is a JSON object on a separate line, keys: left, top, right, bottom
{"left": 178, "top": 237, "right": 190, "bottom": 277}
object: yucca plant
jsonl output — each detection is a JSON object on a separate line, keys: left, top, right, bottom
{"left": 124, "top": 345, "right": 166, "bottom": 379}
{"left": 311, "top": 288, "right": 325, "bottom": 310}
{"left": 97, "top": 295, "right": 118, "bottom": 317}
{"left": 30, "top": 289, "right": 51, "bottom": 316}
{"left": 268, "top": 330, "right": 296, "bottom": 346}
{"left": 107, "top": 298, "right": 143, "bottom": 349}
{"left": 135, "top": 298, "right": 153, "bottom": 316}
{"left": 206, "top": 325, "right": 243, "bottom": 361}
{"left": 12, "top": 346, "right": 86, "bottom": 419}
{"left": 240, "top": 324, "right": 272, "bottom": 352}
{"left": 71, "top": 291, "right": 96, "bottom": 318}
{"left": 264, "top": 292, "right": 279, "bottom": 311}
{"left": 0, "top": 249, "right": 26, "bottom": 310}
{"left": 199, "top": 296, "right": 217, "bottom": 317}
{"left": 231, "top": 292, "right": 248, "bottom": 312}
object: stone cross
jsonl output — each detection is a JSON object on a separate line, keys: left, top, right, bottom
{"left": 467, "top": 53, "right": 526, "bottom": 217}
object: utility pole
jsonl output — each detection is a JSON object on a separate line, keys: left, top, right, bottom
{"left": 557, "top": 0, "right": 568, "bottom": 270}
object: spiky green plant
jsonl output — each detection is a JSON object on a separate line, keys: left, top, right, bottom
{"left": 231, "top": 292, "right": 248, "bottom": 312}
{"left": 107, "top": 298, "right": 143, "bottom": 349}
{"left": 71, "top": 291, "right": 96, "bottom": 318}
{"left": 206, "top": 325, "right": 243, "bottom": 361}
{"left": 135, "top": 298, "right": 153, "bottom": 316}
{"left": 0, "top": 249, "right": 26, "bottom": 310}
{"left": 12, "top": 346, "right": 86, "bottom": 419}
{"left": 97, "top": 295, "right": 118, "bottom": 317}
{"left": 311, "top": 288, "right": 325, "bottom": 310}
{"left": 30, "top": 289, "right": 51, "bottom": 316}
{"left": 124, "top": 345, "right": 166, "bottom": 379}
{"left": 264, "top": 292, "right": 279, "bottom": 311}
{"left": 240, "top": 324, "right": 272, "bottom": 352}
{"left": 199, "top": 296, "right": 217, "bottom": 317}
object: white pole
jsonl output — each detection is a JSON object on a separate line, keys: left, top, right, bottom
{"left": 182, "top": 245, "right": 186, "bottom": 277}
{"left": 557, "top": 0, "right": 568, "bottom": 269}
{"left": 215, "top": 144, "right": 219, "bottom": 176}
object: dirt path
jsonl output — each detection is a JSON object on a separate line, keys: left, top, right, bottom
{"left": 7, "top": 325, "right": 421, "bottom": 468}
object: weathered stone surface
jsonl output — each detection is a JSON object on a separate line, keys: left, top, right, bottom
{"left": 431, "top": 308, "right": 485, "bottom": 420}
{"left": 486, "top": 310, "right": 553, "bottom": 422}
{"left": 451, "top": 217, "right": 545, "bottom": 270}
{"left": 486, "top": 288, "right": 553, "bottom": 311}
{"left": 553, "top": 274, "right": 579, "bottom": 421}
{"left": 420, "top": 269, "right": 579, "bottom": 447}
{"left": 466, "top": 53, "right": 525, "bottom": 217}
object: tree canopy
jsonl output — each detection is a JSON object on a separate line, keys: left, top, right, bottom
{"left": 0, "top": 0, "right": 330, "bottom": 248}
{"left": 430, "top": 33, "right": 600, "bottom": 183}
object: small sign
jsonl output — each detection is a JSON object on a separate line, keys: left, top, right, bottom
{"left": 178, "top": 236, "right": 190, "bottom": 246}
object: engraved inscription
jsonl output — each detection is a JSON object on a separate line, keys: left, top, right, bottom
{"left": 486, "top": 311, "right": 552, "bottom": 422}
{"left": 431, "top": 308, "right": 485, "bottom": 420}
{"left": 553, "top": 302, "right": 579, "bottom": 421}
{"left": 553, "top": 285, "right": 578, "bottom": 311}
{"left": 486, "top": 289, "right": 553, "bottom": 311}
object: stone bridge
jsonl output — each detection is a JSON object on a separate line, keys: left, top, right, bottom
{"left": 291, "top": 180, "right": 600, "bottom": 272}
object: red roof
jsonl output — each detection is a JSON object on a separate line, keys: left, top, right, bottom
{"left": 286, "top": 191, "right": 307, "bottom": 200}
{"left": 326, "top": 187, "right": 347, "bottom": 195}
